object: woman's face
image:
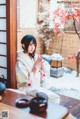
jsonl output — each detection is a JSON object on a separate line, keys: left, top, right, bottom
{"left": 28, "top": 41, "right": 36, "bottom": 54}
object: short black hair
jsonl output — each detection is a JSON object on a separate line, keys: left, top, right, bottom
{"left": 21, "top": 35, "right": 37, "bottom": 57}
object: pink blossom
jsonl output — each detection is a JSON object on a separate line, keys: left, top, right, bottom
{"left": 52, "top": 3, "right": 80, "bottom": 34}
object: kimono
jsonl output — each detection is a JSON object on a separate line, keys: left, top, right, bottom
{"left": 16, "top": 52, "right": 51, "bottom": 92}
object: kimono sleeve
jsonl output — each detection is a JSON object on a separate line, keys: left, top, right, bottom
{"left": 16, "top": 60, "right": 34, "bottom": 88}
{"left": 41, "top": 59, "right": 52, "bottom": 89}
{"left": 41, "top": 59, "right": 50, "bottom": 78}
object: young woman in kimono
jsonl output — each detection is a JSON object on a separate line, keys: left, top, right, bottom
{"left": 16, "top": 35, "right": 51, "bottom": 92}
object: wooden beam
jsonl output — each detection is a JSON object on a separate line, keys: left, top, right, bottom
{"left": 6, "top": 0, "right": 17, "bottom": 88}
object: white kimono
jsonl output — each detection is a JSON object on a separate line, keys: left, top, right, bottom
{"left": 16, "top": 52, "right": 51, "bottom": 92}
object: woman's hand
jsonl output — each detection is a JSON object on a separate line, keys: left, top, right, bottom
{"left": 36, "top": 55, "right": 42, "bottom": 65}
{"left": 32, "top": 55, "right": 43, "bottom": 74}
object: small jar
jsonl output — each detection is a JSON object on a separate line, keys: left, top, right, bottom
{"left": 29, "top": 96, "right": 48, "bottom": 113}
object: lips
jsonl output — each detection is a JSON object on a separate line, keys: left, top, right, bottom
{"left": 30, "top": 50, "right": 34, "bottom": 52}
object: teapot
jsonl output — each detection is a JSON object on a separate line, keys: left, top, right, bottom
{"left": 0, "top": 82, "right": 6, "bottom": 94}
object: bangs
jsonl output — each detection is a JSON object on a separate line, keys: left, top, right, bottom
{"left": 31, "top": 39, "right": 37, "bottom": 46}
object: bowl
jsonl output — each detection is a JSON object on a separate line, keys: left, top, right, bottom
{"left": 16, "top": 98, "right": 30, "bottom": 108}
{"left": 30, "top": 96, "right": 48, "bottom": 113}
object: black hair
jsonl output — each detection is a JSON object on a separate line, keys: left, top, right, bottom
{"left": 21, "top": 35, "right": 37, "bottom": 58}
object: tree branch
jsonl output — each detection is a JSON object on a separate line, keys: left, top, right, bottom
{"left": 73, "top": 18, "right": 80, "bottom": 40}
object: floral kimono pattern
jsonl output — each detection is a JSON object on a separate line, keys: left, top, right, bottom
{"left": 16, "top": 52, "right": 50, "bottom": 92}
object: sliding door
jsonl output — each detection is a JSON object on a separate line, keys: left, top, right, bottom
{"left": 0, "top": 0, "right": 7, "bottom": 84}
{"left": 0, "top": 0, "right": 17, "bottom": 88}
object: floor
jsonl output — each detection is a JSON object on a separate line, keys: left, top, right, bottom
{"left": 49, "top": 65, "right": 80, "bottom": 118}
{"left": 60, "top": 94, "right": 80, "bottom": 118}
{"left": 49, "top": 67, "right": 80, "bottom": 100}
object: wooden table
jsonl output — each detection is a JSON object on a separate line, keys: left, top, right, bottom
{"left": 0, "top": 102, "right": 43, "bottom": 119}
{"left": 0, "top": 89, "right": 76, "bottom": 119}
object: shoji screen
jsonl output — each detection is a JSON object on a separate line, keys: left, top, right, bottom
{"left": 0, "top": 0, "right": 7, "bottom": 81}
{"left": 0, "top": 0, "right": 17, "bottom": 88}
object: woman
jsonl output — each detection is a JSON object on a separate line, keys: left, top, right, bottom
{"left": 16, "top": 35, "right": 51, "bottom": 92}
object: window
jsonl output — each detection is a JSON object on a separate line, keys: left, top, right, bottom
{"left": 17, "top": 0, "right": 38, "bottom": 29}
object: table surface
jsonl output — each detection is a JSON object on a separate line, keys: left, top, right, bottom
{"left": 0, "top": 89, "right": 76, "bottom": 119}
{"left": 0, "top": 102, "right": 43, "bottom": 119}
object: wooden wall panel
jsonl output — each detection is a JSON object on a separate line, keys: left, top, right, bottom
{"left": 6, "top": 0, "right": 17, "bottom": 88}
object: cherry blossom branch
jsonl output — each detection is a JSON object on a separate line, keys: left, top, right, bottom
{"left": 73, "top": 18, "right": 80, "bottom": 40}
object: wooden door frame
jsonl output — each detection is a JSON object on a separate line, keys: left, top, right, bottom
{"left": 6, "top": 0, "right": 17, "bottom": 88}
{"left": 6, "top": 0, "right": 41, "bottom": 88}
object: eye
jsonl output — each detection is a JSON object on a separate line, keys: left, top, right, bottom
{"left": 30, "top": 43, "right": 35, "bottom": 47}
{"left": 29, "top": 43, "right": 33, "bottom": 46}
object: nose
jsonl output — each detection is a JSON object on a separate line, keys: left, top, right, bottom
{"left": 32, "top": 44, "right": 35, "bottom": 48}
{"left": 31, "top": 45, "right": 35, "bottom": 50}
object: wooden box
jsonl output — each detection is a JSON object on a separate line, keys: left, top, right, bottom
{"left": 50, "top": 60, "right": 62, "bottom": 68}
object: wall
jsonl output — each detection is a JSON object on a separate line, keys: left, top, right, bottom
{"left": 47, "top": 32, "right": 80, "bottom": 71}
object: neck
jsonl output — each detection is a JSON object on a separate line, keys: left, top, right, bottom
{"left": 27, "top": 53, "right": 34, "bottom": 59}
